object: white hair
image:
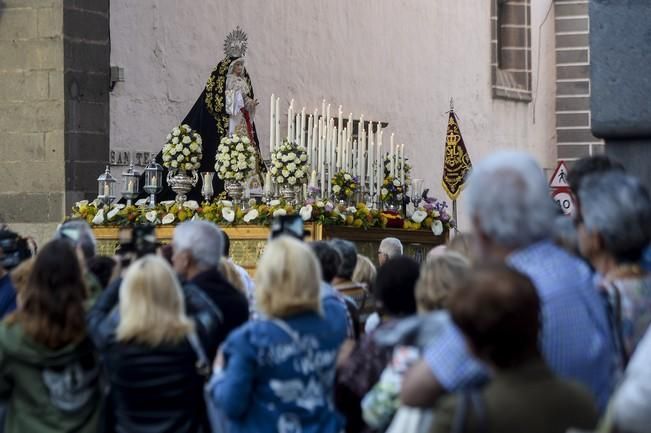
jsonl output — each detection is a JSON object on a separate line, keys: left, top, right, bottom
{"left": 579, "top": 172, "right": 651, "bottom": 262}
{"left": 172, "top": 221, "right": 224, "bottom": 270}
{"left": 379, "top": 237, "right": 403, "bottom": 258}
{"left": 465, "top": 151, "right": 557, "bottom": 248}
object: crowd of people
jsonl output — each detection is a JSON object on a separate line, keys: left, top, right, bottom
{"left": 0, "top": 151, "right": 649, "bottom": 433}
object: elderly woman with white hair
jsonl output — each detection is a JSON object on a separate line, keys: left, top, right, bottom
{"left": 576, "top": 172, "right": 651, "bottom": 359}
{"left": 378, "top": 237, "right": 403, "bottom": 266}
{"left": 209, "top": 236, "right": 347, "bottom": 433}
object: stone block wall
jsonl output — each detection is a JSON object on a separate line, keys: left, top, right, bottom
{"left": 0, "top": 0, "right": 65, "bottom": 228}
{"left": 555, "top": 0, "right": 604, "bottom": 161}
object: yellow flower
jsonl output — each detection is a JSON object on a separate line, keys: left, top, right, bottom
{"left": 353, "top": 218, "right": 363, "bottom": 227}
{"left": 423, "top": 217, "right": 433, "bottom": 228}
{"left": 345, "top": 215, "right": 354, "bottom": 225}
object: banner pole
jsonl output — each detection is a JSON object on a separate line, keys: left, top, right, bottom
{"left": 452, "top": 199, "right": 458, "bottom": 235}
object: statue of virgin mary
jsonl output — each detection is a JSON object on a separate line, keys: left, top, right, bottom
{"left": 149, "top": 27, "right": 265, "bottom": 201}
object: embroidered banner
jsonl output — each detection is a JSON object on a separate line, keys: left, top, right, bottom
{"left": 442, "top": 111, "right": 473, "bottom": 200}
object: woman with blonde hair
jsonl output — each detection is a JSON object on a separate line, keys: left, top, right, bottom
{"left": 415, "top": 252, "right": 471, "bottom": 312}
{"left": 88, "top": 255, "right": 217, "bottom": 433}
{"left": 210, "top": 236, "right": 347, "bottom": 433}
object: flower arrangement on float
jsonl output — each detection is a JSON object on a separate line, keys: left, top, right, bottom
{"left": 162, "top": 124, "right": 202, "bottom": 171}
{"left": 331, "top": 171, "right": 360, "bottom": 202}
{"left": 270, "top": 139, "right": 308, "bottom": 186}
{"left": 215, "top": 134, "right": 257, "bottom": 182}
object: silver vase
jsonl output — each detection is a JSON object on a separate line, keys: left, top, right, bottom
{"left": 281, "top": 186, "right": 296, "bottom": 204}
{"left": 167, "top": 169, "right": 198, "bottom": 204}
{"left": 225, "top": 181, "right": 244, "bottom": 207}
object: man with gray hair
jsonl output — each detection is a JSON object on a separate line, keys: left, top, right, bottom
{"left": 172, "top": 220, "right": 248, "bottom": 346}
{"left": 401, "top": 151, "right": 616, "bottom": 412}
{"left": 378, "top": 237, "right": 403, "bottom": 266}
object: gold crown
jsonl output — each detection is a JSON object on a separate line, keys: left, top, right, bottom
{"left": 446, "top": 132, "right": 461, "bottom": 146}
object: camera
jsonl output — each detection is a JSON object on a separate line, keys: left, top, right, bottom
{"left": 116, "top": 225, "right": 158, "bottom": 265}
{"left": 0, "top": 230, "right": 32, "bottom": 271}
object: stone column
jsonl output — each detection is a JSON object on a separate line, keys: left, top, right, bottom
{"left": 590, "top": 0, "right": 651, "bottom": 191}
{"left": 0, "top": 0, "right": 109, "bottom": 244}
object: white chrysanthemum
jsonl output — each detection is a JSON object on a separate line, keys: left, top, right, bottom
{"left": 235, "top": 172, "right": 244, "bottom": 180}
{"left": 175, "top": 144, "right": 183, "bottom": 152}
{"left": 169, "top": 148, "right": 177, "bottom": 156}
{"left": 223, "top": 138, "right": 232, "bottom": 145}
{"left": 299, "top": 153, "right": 307, "bottom": 161}
{"left": 287, "top": 153, "right": 296, "bottom": 161}
{"left": 189, "top": 142, "right": 199, "bottom": 151}
{"left": 393, "top": 179, "right": 401, "bottom": 187}
{"left": 238, "top": 153, "right": 246, "bottom": 161}
{"left": 172, "top": 137, "right": 179, "bottom": 145}
{"left": 288, "top": 177, "right": 296, "bottom": 185}
{"left": 177, "top": 155, "right": 184, "bottom": 162}
{"left": 182, "top": 136, "right": 191, "bottom": 144}
{"left": 181, "top": 124, "right": 191, "bottom": 132}
{"left": 281, "top": 170, "right": 289, "bottom": 178}
{"left": 247, "top": 145, "right": 255, "bottom": 153}
{"left": 182, "top": 148, "right": 190, "bottom": 156}
{"left": 287, "top": 163, "right": 296, "bottom": 172}
{"left": 295, "top": 169, "right": 304, "bottom": 179}
{"left": 236, "top": 143, "right": 244, "bottom": 152}
{"left": 332, "top": 185, "right": 342, "bottom": 193}
{"left": 196, "top": 136, "right": 203, "bottom": 145}
{"left": 277, "top": 176, "right": 285, "bottom": 184}
{"left": 172, "top": 127, "right": 181, "bottom": 137}
{"left": 171, "top": 161, "right": 179, "bottom": 168}
{"left": 163, "top": 154, "right": 171, "bottom": 162}
{"left": 270, "top": 167, "right": 278, "bottom": 175}
{"left": 166, "top": 134, "right": 172, "bottom": 141}
{"left": 190, "top": 156, "right": 198, "bottom": 163}
{"left": 242, "top": 137, "right": 250, "bottom": 144}
{"left": 184, "top": 163, "right": 194, "bottom": 170}
{"left": 344, "top": 173, "right": 352, "bottom": 181}
{"left": 381, "top": 188, "right": 389, "bottom": 197}
{"left": 238, "top": 161, "right": 248, "bottom": 170}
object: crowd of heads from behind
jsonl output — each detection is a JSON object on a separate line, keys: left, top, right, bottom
{"left": 0, "top": 150, "right": 650, "bottom": 433}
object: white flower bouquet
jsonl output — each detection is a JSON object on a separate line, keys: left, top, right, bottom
{"left": 270, "top": 139, "right": 308, "bottom": 186}
{"left": 215, "top": 134, "right": 257, "bottom": 182}
{"left": 162, "top": 124, "right": 203, "bottom": 172}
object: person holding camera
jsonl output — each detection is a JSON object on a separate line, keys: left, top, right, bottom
{"left": 0, "top": 229, "right": 33, "bottom": 320}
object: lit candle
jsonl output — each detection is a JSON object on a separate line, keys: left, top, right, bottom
{"left": 390, "top": 133, "right": 395, "bottom": 177}
{"left": 151, "top": 175, "right": 157, "bottom": 186}
{"left": 264, "top": 171, "right": 272, "bottom": 194}
{"left": 103, "top": 183, "right": 110, "bottom": 197}
{"left": 127, "top": 179, "right": 134, "bottom": 192}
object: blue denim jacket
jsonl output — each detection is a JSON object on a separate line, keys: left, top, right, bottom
{"left": 210, "top": 312, "right": 346, "bottom": 433}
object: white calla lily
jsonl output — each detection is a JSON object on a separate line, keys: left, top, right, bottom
{"left": 92, "top": 209, "right": 105, "bottom": 225}
{"left": 412, "top": 210, "right": 427, "bottom": 224}
{"left": 183, "top": 200, "right": 199, "bottom": 210}
{"left": 162, "top": 213, "right": 175, "bottom": 224}
{"left": 432, "top": 220, "right": 444, "bottom": 236}
{"left": 243, "top": 209, "right": 259, "bottom": 223}
{"left": 299, "top": 205, "right": 313, "bottom": 221}
{"left": 273, "top": 208, "right": 287, "bottom": 217}
{"left": 222, "top": 207, "right": 235, "bottom": 222}
{"left": 145, "top": 210, "right": 158, "bottom": 223}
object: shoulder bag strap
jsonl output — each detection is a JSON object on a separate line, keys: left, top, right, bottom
{"left": 187, "top": 331, "right": 212, "bottom": 379}
{"left": 451, "top": 390, "right": 487, "bottom": 433}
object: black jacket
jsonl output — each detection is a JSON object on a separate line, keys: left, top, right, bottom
{"left": 87, "top": 279, "right": 222, "bottom": 433}
{"left": 190, "top": 268, "right": 249, "bottom": 347}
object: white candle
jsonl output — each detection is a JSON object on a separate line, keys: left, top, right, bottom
{"left": 334, "top": 126, "right": 340, "bottom": 170}
{"left": 275, "top": 97, "right": 280, "bottom": 149}
{"left": 400, "top": 143, "right": 405, "bottom": 187}
{"left": 368, "top": 142, "right": 374, "bottom": 199}
{"left": 287, "top": 99, "right": 294, "bottom": 141}
{"left": 312, "top": 121, "right": 318, "bottom": 172}
{"left": 345, "top": 128, "right": 351, "bottom": 172}
{"left": 264, "top": 172, "right": 272, "bottom": 194}
{"left": 390, "top": 133, "right": 395, "bottom": 177}
{"left": 377, "top": 140, "right": 383, "bottom": 199}
{"left": 321, "top": 100, "right": 326, "bottom": 119}
{"left": 309, "top": 170, "right": 317, "bottom": 188}
{"left": 300, "top": 108, "right": 306, "bottom": 148}
{"left": 348, "top": 113, "right": 353, "bottom": 145}
{"left": 269, "top": 94, "right": 275, "bottom": 156}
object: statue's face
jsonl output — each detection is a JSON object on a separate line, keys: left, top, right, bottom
{"left": 234, "top": 62, "right": 243, "bottom": 76}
